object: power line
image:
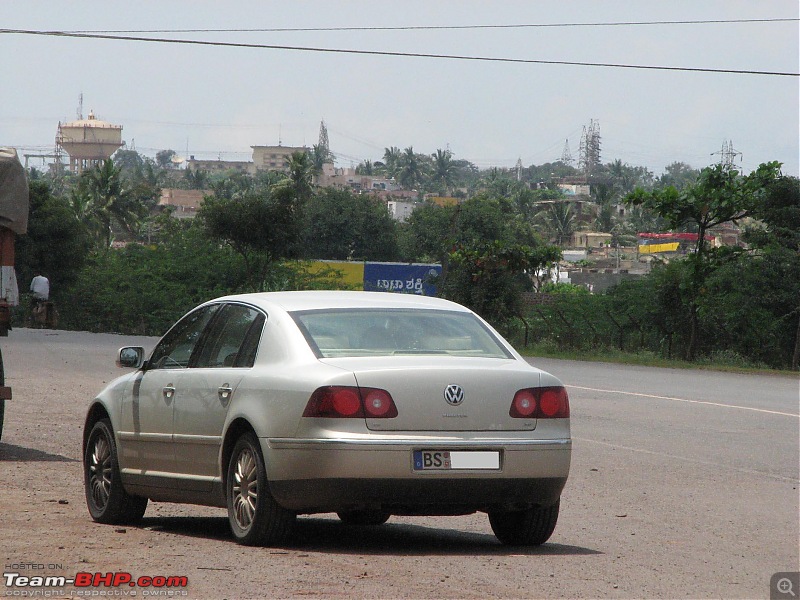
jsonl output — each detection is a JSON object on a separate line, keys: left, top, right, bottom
{"left": 63, "top": 17, "right": 799, "bottom": 34}
{"left": 2, "top": 29, "right": 797, "bottom": 77}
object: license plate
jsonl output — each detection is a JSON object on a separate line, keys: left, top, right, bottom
{"left": 413, "top": 450, "right": 500, "bottom": 470}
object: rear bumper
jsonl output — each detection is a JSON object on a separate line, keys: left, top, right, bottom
{"left": 262, "top": 436, "right": 571, "bottom": 513}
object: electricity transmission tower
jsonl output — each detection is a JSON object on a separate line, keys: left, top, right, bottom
{"left": 712, "top": 140, "right": 742, "bottom": 169}
{"left": 578, "top": 119, "right": 601, "bottom": 176}
{"left": 561, "top": 139, "right": 573, "bottom": 166}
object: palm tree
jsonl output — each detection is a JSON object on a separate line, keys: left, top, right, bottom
{"left": 535, "top": 201, "right": 576, "bottom": 246}
{"left": 73, "top": 159, "right": 143, "bottom": 249}
{"left": 355, "top": 160, "right": 374, "bottom": 175}
{"left": 432, "top": 149, "right": 458, "bottom": 195}
{"left": 382, "top": 146, "right": 401, "bottom": 178}
{"left": 398, "top": 146, "right": 423, "bottom": 189}
{"left": 275, "top": 151, "right": 314, "bottom": 203}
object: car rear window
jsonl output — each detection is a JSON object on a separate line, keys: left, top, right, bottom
{"left": 291, "top": 308, "right": 513, "bottom": 359}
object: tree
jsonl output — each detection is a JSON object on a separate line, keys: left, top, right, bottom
{"left": 302, "top": 188, "right": 400, "bottom": 261}
{"left": 443, "top": 240, "right": 561, "bottom": 327}
{"left": 625, "top": 161, "right": 782, "bottom": 360}
{"left": 743, "top": 175, "right": 800, "bottom": 369}
{"left": 397, "top": 146, "right": 425, "bottom": 189}
{"left": 156, "top": 149, "right": 177, "bottom": 170}
{"left": 184, "top": 168, "right": 209, "bottom": 190}
{"left": 535, "top": 202, "right": 576, "bottom": 246}
{"left": 310, "top": 144, "right": 330, "bottom": 176}
{"left": 113, "top": 149, "right": 145, "bottom": 174}
{"left": 71, "top": 159, "right": 145, "bottom": 249}
{"left": 355, "top": 160, "right": 374, "bottom": 175}
{"left": 431, "top": 149, "right": 458, "bottom": 195}
{"left": 198, "top": 188, "right": 302, "bottom": 287}
{"left": 656, "top": 162, "right": 700, "bottom": 190}
{"left": 273, "top": 151, "right": 315, "bottom": 204}
{"left": 382, "top": 147, "right": 401, "bottom": 178}
{"left": 15, "top": 180, "right": 90, "bottom": 298}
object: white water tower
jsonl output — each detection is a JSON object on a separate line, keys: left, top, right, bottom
{"left": 57, "top": 110, "right": 123, "bottom": 174}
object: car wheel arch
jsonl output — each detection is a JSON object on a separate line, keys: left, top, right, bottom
{"left": 83, "top": 402, "right": 111, "bottom": 455}
{"left": 221, "top": 418, "right": 260, "bottom": 480}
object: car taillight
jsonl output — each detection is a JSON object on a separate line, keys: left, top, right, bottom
{"left": 510, "top": 386, "right": 569, "bottom": 419}
{"left": 303, "top": 386, "right": 398, "bottom": 418}
{"left": 362, "top": 388, "right": 398, "bottom": 418}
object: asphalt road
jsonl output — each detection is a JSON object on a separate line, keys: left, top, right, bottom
{"left": 0, "top": 328, "right": 798, "bottom": 599}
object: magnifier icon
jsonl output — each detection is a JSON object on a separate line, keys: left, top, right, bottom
{"left": 778, "top": 578, "right": 796, "bottom": 597}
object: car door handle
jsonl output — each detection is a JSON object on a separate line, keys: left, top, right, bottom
{"left": 218, "top": 385, "right": 233, "bottom": 402}
{"left": 163, "top": 385, "right": 175, "bottom": 402}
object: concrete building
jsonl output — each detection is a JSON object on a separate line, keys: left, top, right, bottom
{"left": 387, "top": 200, "right": 417, "bottom": 222}
{"left": 252, "top": 145, "right": 308, "bottom": 172}
{"left": 315, "top": 163, "right": 399, "bottom": 193}
{"left": 57, "top": 111, "right": 123, "bottom": 174}
{"left": 186, "top": 157, "right": 252, "bottom": 175}
{"left": 571, "top": 231, "right": 613, "bottom": 249}
{"left": 158, "top": 189, "right": 207, "bottom": 219}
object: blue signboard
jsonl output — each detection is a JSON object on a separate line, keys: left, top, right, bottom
{"left": 363, "top": 262, "right": 442, "bottom": 296}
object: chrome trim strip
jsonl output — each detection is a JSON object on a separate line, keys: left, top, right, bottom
{"left": 118, "top": 431, "right": 171, "bottom": 442}
{"left": 173, "top": 434, "right": 221, "bottom": 446}
{"left": 267, "top": 437, "right": 571, "bottom": 448}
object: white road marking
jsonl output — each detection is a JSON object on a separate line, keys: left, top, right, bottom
{"left": 566, "top": 384, "right": 800, "bottom": 418}
{"left": 572, "top": 436, "right": 800, "bottom": 483}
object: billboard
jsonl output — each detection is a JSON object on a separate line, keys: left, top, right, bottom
{"left": 305, "top": 261, "right": 442, "bottom": 296}
{"left": 363, "top": 262, "right": 442, "bottom": 296}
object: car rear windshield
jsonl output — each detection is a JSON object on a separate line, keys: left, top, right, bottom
{"left": 291, "top": 308, "right": 513, "bottom": 359}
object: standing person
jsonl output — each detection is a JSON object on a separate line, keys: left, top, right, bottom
{"left": 29, "top": 274, "right": 51, "bottom": 327}
{"left": 30, "top": 274, "right": 49, "bottom": 302}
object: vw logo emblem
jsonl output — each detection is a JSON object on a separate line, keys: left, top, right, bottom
{"left": 444, "top": 384, "right": 465, "bottom": 406}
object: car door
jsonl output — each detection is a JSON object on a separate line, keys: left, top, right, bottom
{"left": 118, "top": 304, "right": 220, "bottom": 488}
{"left": 172, "top": 303, "right": 266, "bottom": 490}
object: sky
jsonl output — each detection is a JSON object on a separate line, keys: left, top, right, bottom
{"left": 2, "top": 0, "right": 798, "bottom": 177}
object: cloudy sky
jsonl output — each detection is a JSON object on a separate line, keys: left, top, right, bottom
{"left": 2, "top": 0, "right": 798, "bottom": 176}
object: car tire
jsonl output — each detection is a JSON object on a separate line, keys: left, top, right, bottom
{"left": 226, "top": 432, "right": 296, "bottom": 546}
{"left": 488, "top": 499, "right": 560, "bottom": 546}
{"left": 84, "top": 418, "right": 148, "bottom": 524}
{"left": 337, "top": 509, "right": 391, "bottom": 526}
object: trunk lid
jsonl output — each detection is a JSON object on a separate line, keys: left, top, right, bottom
{"left": 320, "top": 356, "right": 542, "bottom": 432}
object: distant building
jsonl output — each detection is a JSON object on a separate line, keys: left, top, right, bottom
{"left": 186, "top": 145, "right": 309, "bottom": 176}
{"left": 251, "top": 145, "right": 308, "bottom": 172}
{"left": 315, "top": 164, "right": 399, "bottom": 193}
{"left": 186, "top": 157, "right": 252, "bottom": 175}
{"left": 571, "top": 231, "right": 613, "bottom": 249}
{"left": 557, "top": 183, "right": 590, "bottom": 197}
{"left": 158, "top": 189, "right": 207, "bottom": 219}
{"left": 387, "top": 200, "right": 417, "bottom": 222}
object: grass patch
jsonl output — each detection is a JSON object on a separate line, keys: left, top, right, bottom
{"left": 517, "top": 342, "right": 799, "bottom": 377}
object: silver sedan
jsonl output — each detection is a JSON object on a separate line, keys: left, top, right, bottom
{"left": 82, "top": 291, "right": 571, "bottom": 546}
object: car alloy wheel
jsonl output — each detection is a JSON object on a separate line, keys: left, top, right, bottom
{"left": 88, "top": 431, "right": 113, "bottom": 511}
{"left": 226, "top": 432, "right": 295, "bottom": 546}
{"left": 83, "top": 418, "right": 148, "bottom": 524}
{"left": 231, "top": 446, "right": 258, "bottom": 531}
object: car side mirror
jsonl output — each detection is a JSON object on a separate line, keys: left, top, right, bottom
{"left": 117, "top": 346, "right": 145, "bottom": 369}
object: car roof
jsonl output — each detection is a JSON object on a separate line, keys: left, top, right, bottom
{"left": 213, "top": 291, "right": 471, "bottom": 313}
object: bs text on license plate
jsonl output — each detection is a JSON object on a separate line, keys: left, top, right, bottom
{"left": 413, "top": 450, "right": 500, "bottom": 470}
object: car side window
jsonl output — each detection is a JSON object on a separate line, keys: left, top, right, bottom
{"left": 148, "top": 305, "right": 220, "bottom": 370}
{"left": 194, "top": 304, "right": 265, "bottom": 369}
